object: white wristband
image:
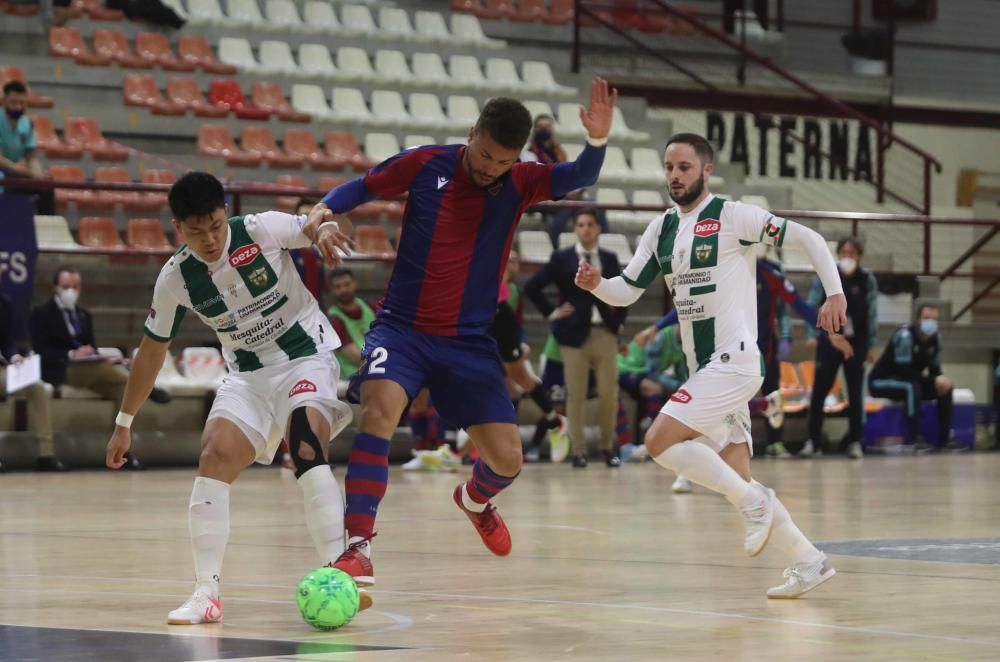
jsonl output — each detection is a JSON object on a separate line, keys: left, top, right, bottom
{"left": 115, "top": 412, "right": 134, "bottom": 429}
{"left": 586, "top": 135, "right": 609, "bottom": 147}
{"left": 318, "top": 221, "right": 339, "bottom": 232}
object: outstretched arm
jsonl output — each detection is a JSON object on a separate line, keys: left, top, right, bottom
{"left": 105, "top": 335, "right": 169, "bottom": 469}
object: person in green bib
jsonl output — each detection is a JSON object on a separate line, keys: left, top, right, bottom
{"left": 326, "top": 267, "right": 376, "bottom": 379}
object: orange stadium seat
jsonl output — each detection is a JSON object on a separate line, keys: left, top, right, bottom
{"left": 64, "top": 117, "right": 130, "bottom": 161}
{"left": 356, "top": 225, "right": 394, "bottom": 255}
{"left": 48, "top": 165, "right": 95, "bottom": 207}
{"left": 135, "top": 32, "right": 197, "bottom": 72}
{"left": 283, "top": 129, "right": 340, "bottom": 170}
{"left": 547, "top": 0, "right": 575, "bottom": 24}
{"left": 93, "top": 30, "right": 150, "bottom": 68}
{"left": 0, "top": 67, "right": 53, "bottom": 108}
{"left": 197, "top": 125, "right": 261, "bottom": 167}
{"left": 177, "top": 36, "right": 238, "bottom": 75}
{"left": 478, "top": 0, "right": 516, "bottom": 20}
{"left": 324, "top": 132, "right": 373, "bottom": 172}
{"left": 166, "top": 77, "right": 228, "bottom": 117}
{"left": 240, "top": 126, "right": 300, "bottom": 168}
{"left": 139, "top": 169, "right": 176, "bottom": 210}
{"left": 30, "top": 115, "right": 83, "bottom": 159}
{"left": 512, "top": 0, "right": 549, "bottom": 22}
{"left": 273, "top": 174, "right": 310, "bottom": 211}
{"left": 251, "top": 82, "right": 310, "bottom": 123}
{"left": 95, "top": 166, "right": 142, "bottom": 209}
{"left": 316, "top": 177, "right": 344, "bottom": 201}
{"left": 48, "top": 27, "right": 112, "bottom": 66}
{"left": 123, "top": 74, "right": 185, "bottom": 115}
{"left": 79, "top": 217, "right": 126, "bottom": 250}
{"left": 450, "top": 0, "right": 482, "bottom": 14}
{"left": 78, "top": 0, "right": 124, "bottom": 21}
{"left": 208, "top": 80, "right": 271, "bottom": 121}
{"left": 127, "top": 218, "right": 173, "bottom": 251}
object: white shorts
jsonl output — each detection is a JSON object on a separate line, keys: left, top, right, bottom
{"left": 660, "top": 365, "right": 763, "bottom": 456}
{"left": 208, "top": 352, "right": 353, "bottom": 464}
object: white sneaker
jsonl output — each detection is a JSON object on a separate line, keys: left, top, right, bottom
{"left": 741, "top": 485, "right": 775, "bottom": 557}
{"left": 401, "top": 451, "right": 424, "bottom": 471}
{"left": 799, "top": 439, "right": 821, "bottom": 458}
{"left": 767, "top": 554, "right": 836, "bottom": 599}
{"left": 167, "top": 587, "right": 223, "bottom": 625}
{"left": 548, "top": 415, "right": 570, "bottom": 464}
{"left": 671, "top": 475, "right": 692, "bottom": 494}
{"left": 764, "top": 389, "right": 785, "bottom": 429}
{"left": 847, "top": 441, "right": 863, "bottom": 459}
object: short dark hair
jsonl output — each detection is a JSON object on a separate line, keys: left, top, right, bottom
{"left": 52, "top": 265, "right": 79, "bottom": 285}
{"left": 664, "top": 132, "right": 715, "bottom": 163}
{"left": 329, "top": 267, "right": 354, "bottom": 282}
{"left": 168, "top": 172, "right": 226, "bottom": 222}
{"left": 836, "top": 236, "right": 864, "bottom": 255}
{"left": 475, "top": 98, "right": 532, "bottom": 150}
{"left": 573, "top": 208, "right": 600, "bottom": 225}
{"left": 916, "top": 303, "right": 938, "bottom": 319}
{"left": 295, "top": 197, "right": 319, "bottom": 212}
{"left": 2, "top": 80, "right": 27, "bottom": 97}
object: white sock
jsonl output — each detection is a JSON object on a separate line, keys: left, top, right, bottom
{"left": 461, "top": 483, "right": 487, "bottom": 512}
{"left": 653, "top": 441, "right": 755, "bottom": 508}
{"left": 753, "top": 480, "right": 822, "bottom": 565}
{"left": 189, "top": 476, "right": 230, "bottom": 595}
{"left": 298, "top": 465, "right": 346, "bottom": 564}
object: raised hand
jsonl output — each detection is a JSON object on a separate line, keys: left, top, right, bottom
{"left": 578, "top": 77, "right": 618, "bottom": 141}
{"left": 575, "top": 258, "right": 601, "bottom": 291}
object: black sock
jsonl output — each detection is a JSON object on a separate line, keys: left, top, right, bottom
{"left": 528, "top": 383, "right": 554, "bottom": 415}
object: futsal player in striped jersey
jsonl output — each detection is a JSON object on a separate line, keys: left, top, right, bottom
{"left": 320, "top": 79, "right": 618, "bottom": 595}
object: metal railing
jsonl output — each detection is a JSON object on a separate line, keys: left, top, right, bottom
{"left": 571, "top": 0, "right": 943, "bottom": 214}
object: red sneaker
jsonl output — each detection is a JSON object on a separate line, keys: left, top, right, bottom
{"left": 331, "top": 538, "right": 374, "bottom": 587}
{"left": 453, "top": 485, "right": 512, "bottom": 556}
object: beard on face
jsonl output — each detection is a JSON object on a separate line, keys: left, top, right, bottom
{"left": 668, "top": 174, "right": 705, "bottom": 207}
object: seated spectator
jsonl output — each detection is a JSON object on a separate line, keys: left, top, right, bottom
{"left": 522, "top": 114, "right": 566, "bottom": 165}
{"left": 0, "top": 294, "right": 67, "bottom": 471}
{"left": 29, "top": 266, "right": 170, "bottom": 469}
{"left": 868, "top": 304, "right": 958, "bottom": 452}
{"left": 618, "top": 324, "right": 687, "bottom": 445}
{"left": 0, "top": 81, "right": 55, "bottom": 216}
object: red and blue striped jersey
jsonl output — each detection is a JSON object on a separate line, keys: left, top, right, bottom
{"left": 342, "top": 143, "right": 603, "bottom": 336}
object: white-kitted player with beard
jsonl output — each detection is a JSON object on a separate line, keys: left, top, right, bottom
{"left": 104, "top": 172, "right": 372, "bottom": 623}
{"left": 575, "top": 133, "right": 847, "bottom": 598}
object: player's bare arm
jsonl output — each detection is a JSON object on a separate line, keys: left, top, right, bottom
{"left": 303, "top": 202, "right": 355, "bottom": 267}
{"left": 105, "top": 335, "right": 171, "bottom": 469}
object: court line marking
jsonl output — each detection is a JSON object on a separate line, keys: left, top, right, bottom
{"left": 4, "top": 573, "right": 1000, "bottom": 649}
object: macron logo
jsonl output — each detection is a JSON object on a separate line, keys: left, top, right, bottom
{"left": 437, "top": 176, "right": 449, "bottom": 190}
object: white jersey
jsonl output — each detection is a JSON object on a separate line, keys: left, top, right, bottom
{"left": 143, "top": 212, "right": 340, "bottom": 372}
{"left": 623, "top": 195, "right": 788, "bottom": 377}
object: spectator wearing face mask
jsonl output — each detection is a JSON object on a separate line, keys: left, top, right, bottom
{"left": 869, "top": 304, "right": 957, "bottom": 452}
{"left": 801, "top": 237, "right": 878, "bottom": 457}
{"left": 0, "top": 80, "right": 55, "bottom": 215}
{"left": 523, "top": 114, "right": 566, "bottom": 165}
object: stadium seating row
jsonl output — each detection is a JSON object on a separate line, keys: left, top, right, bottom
{"left": 124, "top": 75, "right": 308, "bottom": 122}
{"left": 30, "top": 116, "right": 128, "bottom": 161}
{"left": 49, "top": 28, "right": 236, "bottom": 74}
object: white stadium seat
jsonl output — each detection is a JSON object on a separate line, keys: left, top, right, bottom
{"left": 449, "top": 55, "right": 487, "bottom": 91}
{"left": 330, "top": 86, "right": 373, "bottom": 123}
{"left": 446, "top": 95, "right": 480, "bottom": 126}
{"left": 630, "top": 147, "right": 666, "bottom": 185}
{"left": 257, "top": 40, "right": 299, "bottom": 76}
{"left": 374, "top": 50, "right": 414, "bottom": 86}
{"left": 34, "top": 216, "right": 82, "bottom": 250}
{"left": 340, "top": 4, "right": 377, "bottom": 37}
{"left": 522, "top": 60, "right": 576, "bottom": 97}
{"left": 291, "top": 84, "right": 332, "bottom": 119}
{"left": 556, "top": 102, "right": 587, "bottom": 138}
{"left": 611, "top": 107, "right": 652, "bottom": 142}
{"left": 298, "top": 43, "right": 338, "bottom": 78}
{"left": 265, "top": 0, "right": 304, "bottom": 31}
{"left": 227, "top": 0, "right": 265, "bottom": 26}
{"left": 185, "top": 0, "right": 225, "bottom": 25}
{"left": 302, "top": 1, "right": 340, "bottom": 31}
{"left": 370, "top": 90, "right": 412, "bottom": 128}
{"left": 597, "top": 188, "right": 636, "bottom": 225}
{"left": 217, "top": 37, "right": 259, "bottom": 72}
{"left": 485, "top": 58, "right": 522, "bottom": 93}
{"left": 522, "top": 100, "right": 554, "bottom": 124}
{"left": 414, "top": 10, "right": 451, "bottom": 43}
{"left": 365, "top": 132, "right": 401, "bottom": 162}
{"left": 600, "top": 233, "right": 634, "bottom": 263}
{"left": 450, "top": 14, "right": 505, "bottom": 48}
{"left": 336, "top": 47, "right": 375, "bottom": 82}
{"left": 412, "top": 52, "right": 452, "bottom": 87}
{"left": 409, "top": 93, "right": 449, "bottom": 131}
{"left": 518, "top": 230, "right": 553, "bottom": 263}
{"left": 378, "top": 7, "right": 415, "bottom": 39}
{"left": 598, "top": 147, "right": 634, "bottom": 183}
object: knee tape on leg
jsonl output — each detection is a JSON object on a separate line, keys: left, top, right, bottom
{"left": 289, "top": 407, "right": 326, "bottom": 479}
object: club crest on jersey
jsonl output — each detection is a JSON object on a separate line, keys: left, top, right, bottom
{"left": 695, "top": 243, "right": 713, "bottom": 263}
{"left": 764, "top": 218, "right": 783, "bottom": 239}
{"left": 670, "top": 389, "right": 693, "bottom": 403}
{"left": 289, "top": 379, "right": 317, "bottom": 397}
{"left": 693, "top": 219, "right": 720, "bottom": 237}
{"left": 249, "top": 266, "right": 269, "bottom": 287}
{"left": 229, "top": 243, "right": 261, "bottom": 268}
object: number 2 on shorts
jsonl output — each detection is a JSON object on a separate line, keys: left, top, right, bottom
{"left": 368, "top": 347, "right": 388, "bottom": 375}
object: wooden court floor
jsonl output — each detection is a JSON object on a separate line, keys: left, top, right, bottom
{"left": 2, "top": 454, "right": 1000, "bottom": 661}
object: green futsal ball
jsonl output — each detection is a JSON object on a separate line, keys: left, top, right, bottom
{"left": 296, "top": 567, "right": 360, "bottom": 630}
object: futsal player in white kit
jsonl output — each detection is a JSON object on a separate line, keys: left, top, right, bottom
{"left": 104, "top": 172, "right": 370, "bottom": 622}
{"left": 576, "top": 134, "right": 847, "bottom": 598}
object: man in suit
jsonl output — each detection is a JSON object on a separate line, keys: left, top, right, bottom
{"left": 0, "top": 293, "right": 66, "bottom": 471}
{"left": 30, "top": 266, "right": 169, "bottom": 469}
{"left": 525, "top": 210, "right": 627, "bottom": 468}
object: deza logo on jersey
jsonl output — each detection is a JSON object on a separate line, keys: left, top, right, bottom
{"left": 670, "top": 389, "right": 693, "bottom": 403}
{"left": 229, "top": 244, "right": 262, "bottom": 268}
{"left": 693, "top": 220, "right": 721, "bottom": 237}
{"left": 289, "top": 379, "right": 318, "bottom": 398}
